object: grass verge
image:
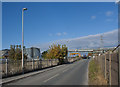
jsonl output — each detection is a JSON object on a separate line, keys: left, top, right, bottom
{"left": 89, "top": 59, "right": 108, "bottom": 85}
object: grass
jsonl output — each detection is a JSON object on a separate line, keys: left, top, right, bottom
{"left": 89, "top": 59, "right": 99, "bottom": 81}
{"left": 89, "top": 59, "right": 108, "bottom": 85}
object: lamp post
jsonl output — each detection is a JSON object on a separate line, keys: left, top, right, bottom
{"left": 22, "top": 8, "right": 27, "bottom": 73}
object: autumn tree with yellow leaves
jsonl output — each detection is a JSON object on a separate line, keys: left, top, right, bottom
{"left": 42, "top": 44, "right": 68, "bottom": 64}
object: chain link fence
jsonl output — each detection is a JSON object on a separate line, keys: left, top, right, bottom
{"left": 94, "top": 48, "right": 119, "bottom": 85}
{"left": 1, "top": 57, "right": 80, "bottom": 78}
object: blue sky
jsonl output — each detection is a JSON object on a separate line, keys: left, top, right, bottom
{"left": 2, "top": 2, "right": 118, "bottom": 50}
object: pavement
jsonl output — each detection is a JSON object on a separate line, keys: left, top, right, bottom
{"left": 2, "top": 59, "right": 90, "bottom": 86}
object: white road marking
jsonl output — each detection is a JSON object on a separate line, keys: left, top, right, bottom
{"left": 62, "top": 69, "right": 69, "bottom": 73}
{"left": 43, "top": 74, "right": 59, "bottom": 83}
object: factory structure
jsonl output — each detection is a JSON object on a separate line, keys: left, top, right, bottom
{"left": 25, "top": 47, "right": 41, "bottom": 60}
{"left": 1, "top": 47, "right": 41, "bottom": 60}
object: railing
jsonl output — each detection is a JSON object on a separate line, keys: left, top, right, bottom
{"left": 1, "top": 57, "right": 80, "bottom": 78}
{"left": 94, "top": 45, "right": 120, "bottom": 85}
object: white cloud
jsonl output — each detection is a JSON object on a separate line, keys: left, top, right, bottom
{"left": 56, "top": 33, "right": 62, "bottom": 36}
{"left": 91, "top": 16, "right": 96, "bottom": 20}
{"left": 105, "top": 11, "right": 113, "bottom": 16}
{"left": 49, "top": 33, "right": 53, "bottom": 36}
{"left": 56, "top": 32, "right": 67, "bottom": 36}
{"left": 63, "top": 32, "right": 67, "bottom": 35}
{"left": 33, "top": 29, "right": 118, "bottom": 51}
{"left": 49, "top": 32, "right": 67, "bottom": 37}
{"left": 115, "top": 0, "right": 119, "bottom": 4}
{"left": 106, "top": 19, "right": 113, "bottom": 22}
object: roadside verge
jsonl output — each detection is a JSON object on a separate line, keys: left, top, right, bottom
{"left": 88, "top": 58, "right": 107, "bottom": 85}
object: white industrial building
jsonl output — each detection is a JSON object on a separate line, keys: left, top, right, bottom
{"left": 25, "top": 47, "right": 41, "bottom": 60}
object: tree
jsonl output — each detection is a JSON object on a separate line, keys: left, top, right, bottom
{"left": 41, "top": 51, "right": 48, "bottom": 59}
{"left": 44, "top": 44, "right": 68, "bottom": 64}
{"left": 9, "top": 45, "right": 27, "bottom": 60}
{"left": 54, "top": 44, "right": 62, "bottom": 59}
{"left": 23, "top": 46, "right": 27, "bottom": 60}
{"left": 61, "top": 44, "right": 68, "bottom": 58}
{"left": 14, "top": 45, "right": 19, "bottom": 60}
{"left": 58, "top": 44, "right": 68, "bottom": 64}
{"left": 9, "top": 45, "right": 15, "bottom": 60}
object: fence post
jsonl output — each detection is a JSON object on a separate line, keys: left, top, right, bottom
{"left": 96, "top": 55, "right": 98, "bottom": 62}
{"left": 49, "top": 59, "right": 50, "bottom": 66}
{"left": 37, "top": 56, "right": 39, "bottom": 69}
{"left": 50, "top": 59, "right": 52, "bottom": 66}
{"left": 47, "top": 59, "right": 48, "bottom": 67}
{"left": 5, "top": 58, "right": 8, "bottom": 76}
{"left": 40, "top": 59, "right": 42, "bottom": 69}
{"left": 118, "top": 48, "right": 120, "bottom": 86}
{"left": 109, "top": 52, "right": 112, "bottom": 85}
{"left": 32, "top": 58, "right": 34, "bottom": 70}
{"left": 105, "top": 53, "right": 107, "bottom": 80}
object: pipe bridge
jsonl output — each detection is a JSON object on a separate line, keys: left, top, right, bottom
{"left": 68, "top": 49, "right": 94, "bottom": 52}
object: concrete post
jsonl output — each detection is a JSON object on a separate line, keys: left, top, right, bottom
{"left": 109, "top": 52, "right": 112, "bottom": 85}
{"left": 32, "top": 58, "right": 34, "bottom": 70}
{"left": 118, "top": 48, "right": 120, "bottom": 86}
{"left": 40, "top": 59, "right": 42, "bottom": 69}
{"left": 51, "top": 59, "right": 52, "bottom": 66}
{"left": 5, "top": 58, "right": 8, "bottom": 76}
{"left": 37, "top": 56, "right": 39, "bottom": 69}
{"left": 105, "top": 54, "right": 107, "bottom": 80}
{"left": 47, "top": 59, "right": 49, "bottom": 67}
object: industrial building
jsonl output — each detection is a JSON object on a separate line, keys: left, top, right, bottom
{"left": 25, "top": 47, "right": 41, "bottom": 60}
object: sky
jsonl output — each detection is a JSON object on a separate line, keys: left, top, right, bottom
{"left": 34, "top": 29, "right": 118, "bottom": 52}
{"left": 2, "top": 2, "right": 118, "bottom": 51}
{"left": 1, "top": 0, "right": 117, "bottom": 2}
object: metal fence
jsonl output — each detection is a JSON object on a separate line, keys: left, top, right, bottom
{"left": 1, "top": 57, "right": 80, "bottom": 78}
{"left": 94, "top": 48, "right": 119, "bottom": 85}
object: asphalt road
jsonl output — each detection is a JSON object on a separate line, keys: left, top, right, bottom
{"left": 5, "top": 59, "right": 90, "bottom": 85}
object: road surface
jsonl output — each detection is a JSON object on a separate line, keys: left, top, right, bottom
{"left": 4, "top": 59, "right": 90, "bottom": 85}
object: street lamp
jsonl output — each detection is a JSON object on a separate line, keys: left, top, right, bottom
{"left": 22, "top": 8, "right": 27, "bottom": 73}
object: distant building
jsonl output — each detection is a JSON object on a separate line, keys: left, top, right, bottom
{"left": 25, "top": 47, "right": 41, "bottom": 60}
{"left": 0, "top": 49, "right": 10, "bottom": 58}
